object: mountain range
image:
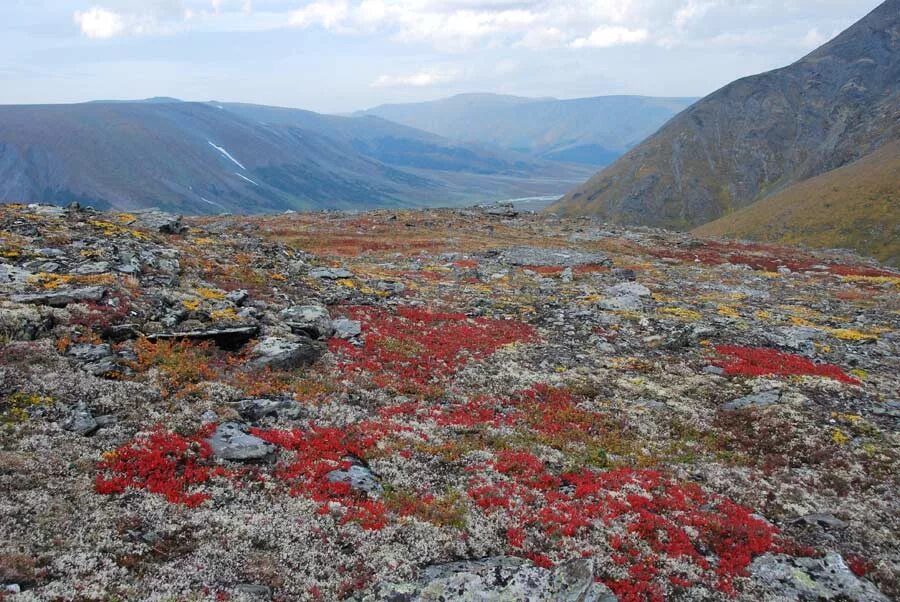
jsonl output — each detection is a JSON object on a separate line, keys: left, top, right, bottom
{"left": 358, "top": 94, "right": 696, "bottom": 166}
{"left": 552, "top": 0, "right": 899, "bottom": 265}
{"left": 0, "top": 100, "right": 592, "bottom": 215}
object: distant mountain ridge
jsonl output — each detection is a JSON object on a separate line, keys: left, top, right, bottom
{"left": 0, "top": 100, "right": 591, "bottom": 214}
{"left": 357, "top": 93, "right": 696, "bottom": 167}
{"left": 551, "top": 0, "right": 900, "bottom": 234}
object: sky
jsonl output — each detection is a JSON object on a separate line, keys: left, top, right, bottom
{"left": 1, "top": 0, "right": 884, "bottom": 113}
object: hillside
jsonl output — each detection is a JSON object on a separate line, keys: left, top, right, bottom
{"left": 695, "top": 141, "right": 900, "bottom": 266}
{"left": 551, "top": 0, "right": 900, "bottom": 229}
{"left": 358, "top": 94, "right": 696, "bottom": 166}
{"left": 0, "top": 101, "right": 590, "bottom": 214}
{"left": 0, "top": 202, "right": 897, "bottom": 600}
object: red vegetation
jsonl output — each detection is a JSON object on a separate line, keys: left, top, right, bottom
{"left": 94, "top": 424, "right": 225, "bottom": 507}
{"left": 467, "top": 452, "right": 780, "bottom": 600}
{"left": 713, "top": 345, "right": 861, "bottom": 385}
{"left": 328, "top": 306, "right": 537, "bottom": 395}
{"left": 652, "top": 241, "right": 896, "bottom": 278}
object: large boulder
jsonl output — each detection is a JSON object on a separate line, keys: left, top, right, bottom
{"left": 248, "top": 336, "right": 325, "bottom": 370}
{"left": 750, "top": 553, "right": 890, "bottom": 601}
{"left": 206, "top": 422, "right": 275, "bottom": 461}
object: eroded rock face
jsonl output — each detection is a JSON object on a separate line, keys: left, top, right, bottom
{"left": 356, "top": 557, "right": 617, "bottom": 602}
{"left": 750, "top": 553, "right": 890, "bottom": 601}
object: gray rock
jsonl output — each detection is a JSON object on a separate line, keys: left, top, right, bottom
{"left": 790, "top": 513, "right": 848, "bottom": 530}
{"left": 560, "top": 267, "right": 574, "bottom": 282}
{"left": 499, "top": 247, "right": 611, "bottom": 268}
{"left": 605, "top": 282, "right": 651, "bottom": 297}
{"left": 12, "top": 286, "right": 106, "bottom": 307}
{"left": 233, "top": 398, "right": 306, "bottom": 422}
{"left": 612, "top": 268, "right": 636, "bottom": 281}
{"left": 132, "top": 210, "right": 186, "bottom": 234}
{"left": 207, "top": 422, "right": 275, "bottom": 461}
{"left": 750, "top": 552, "right": 889, "bottom": 601}
{"left": 309, "top": 267, "right": 354, "bottom": 279}
{"left": 226, "top": 289, "right": 249, "bottom": 306}
{"left": 67, "top": 343, "right": 113, "bottom": 363}
{"left": 721, "top": 390, "right": 780, "bottom": 411}
{"left": 62, "top": 403, "right": 99, "bottom": 436}
{"left": 281, "top": 305, "right": 334, "bottom": 339}
{"left": 146, "top": 325, "right": 259, "bottom": 348}
{"left": 703, "top": 365, "right": 726, "bottom": 376}
{"left": 598, "top": 295, "right": 643, "bottom": 311}
{"left": 235, "top": 584, "right": 272, "bottom": 599}
{"left": 483, "top": 204, "right": 519, "bottom": 218}
{"left": 73, "top": 261, "right": 110, "bottom": 275}
{"left": 27, "top": 203, "right": 66, "bottom": 218}
{"left": 249, "top": 336, "right": 325, "bottom": 370}
{"left": 356, "top": 556, "right": 616, "bottom": 602}
{"left": 0, "top": 264, "right": 32, "bottom": 287}
{"left": 332, "top": 318, "right": 362, "bottom": 339}
{"left": 327, "top": 458, "right": 383, "bottom": 496}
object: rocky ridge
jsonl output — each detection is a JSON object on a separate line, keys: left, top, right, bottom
{"left": 0, "top": 202, "right": 898, "bottom": 600}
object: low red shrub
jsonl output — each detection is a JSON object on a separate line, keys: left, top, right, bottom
{"left": 713, "top": 345, "right": 860, "bottom": 384}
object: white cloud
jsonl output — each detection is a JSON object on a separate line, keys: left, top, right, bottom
{"left": 570, "top": 26, "right": 648, "bottom": 48}
{"left": 371, "top": 68, "right": 460, "bottom": 88}
{"left": 288, "top": 1, "right": 349, "bottom": 30}
{"left": 74, "top": 7, "right": 126, "bottom": 39}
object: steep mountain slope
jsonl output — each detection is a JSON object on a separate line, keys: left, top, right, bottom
{"left": 0, "top": 101, "right": 590, "bottom": 214}
{"left": 358, "top": 94, "right": 696, "bottom": 166}
{"left": 552, "top": 0, "right": 900, "bottom": 229}
{"left": 694, "top": 141, "right": 900, "bottom": 266}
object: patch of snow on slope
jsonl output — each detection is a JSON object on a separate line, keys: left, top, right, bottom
{"left": 208, "top": 141, "right": 246, "bottom": 170}
{"left": 234, "top": 172, "right": 259, "bottom": 186}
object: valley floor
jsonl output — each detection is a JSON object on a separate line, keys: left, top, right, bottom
{"left": 0, "top": 204, "right": 898, "bottom": 601}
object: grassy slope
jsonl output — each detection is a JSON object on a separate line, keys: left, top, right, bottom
{"left": 693, "top": 141, "right": 900, "bottom": 266}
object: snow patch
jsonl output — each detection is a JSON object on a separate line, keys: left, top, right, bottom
{"left": 208, "top": 141, "right": 246, "bottom": 170}
{"left": 234, "top": 172, "right": 259, "bottom": 186}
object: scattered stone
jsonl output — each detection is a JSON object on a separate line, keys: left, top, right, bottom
{"left": 248, "top": 336, "right": 325, "bottom": 370}
{"left": 605, "top": 282, "right": 651, "bottom": 297}
{"left": 226, "top": 289, "right": 249, "bottom": 306}
{"left": 721, "top": 390, "right": 781, "bottom": 411}
{"left": 332, "top": 318, "right": 362, "bottom": 339}
{"left": 67, "top": 343, "right": 113, "bottom": 363}
{"left": 207, "top": 422, "right": 275, "bottom": 461}
{"left": 281, "top": 305, "right": 334, "bottom": 339}
{"left": 62, "top": 403, "right": 99, "bottom": 436}
{"left": 326, "top": 457, "right": 383, "bottom": 497}
{"left": 309, "top": 267, "right": 354, "bottom": 279}
{"left": 131, "top": 210, "right": 186, "bottom": 234}
{"left": 232, "top": 398, "right": 306, "bottom": 422}
{"left": 235, "top": 584, "right": 272, "bottom": 599}
{"left": 146, "top": 325, "right": 259, "bottom": 348}
{"left": 791, "top": 513, "right": 849, "bottom": 530}
{"left": 750, "top": 553, "right": 890, "bottom": 601}
{"left": 499, "top": 247, "right": 611, "bottom": 267}
{"left": 560, "top": 267, "right": 574, "bottom": 282}
{"left": 356, "top": 556, "right": 617, "bottom": 602}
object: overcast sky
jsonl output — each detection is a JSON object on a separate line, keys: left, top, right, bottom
{"left": 1, "top": 0, "right": 883, "bottom": 113}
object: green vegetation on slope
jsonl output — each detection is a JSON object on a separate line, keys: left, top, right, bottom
{"left": 694, "top": 142, "right": 900, "bottom": 266}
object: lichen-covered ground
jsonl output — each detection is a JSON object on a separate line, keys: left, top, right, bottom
{"left": 1, "top": 203, "right": 898, "bottom": 601}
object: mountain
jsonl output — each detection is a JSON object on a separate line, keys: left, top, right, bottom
{"left": 694, "top": 140, "right": 900, "bottom": 266}
{"left": 551, "top": 0, "right": 900, "bottom": 230}
{"left": 357, "top": 93, "right": 696, "bottom": 167}
{"left": 0, "top": 100, "right": 591, "bottom": 215}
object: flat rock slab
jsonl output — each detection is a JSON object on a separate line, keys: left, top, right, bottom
{"left": 207, "top": 422, "right": 275, "bottom": 461}
{"left": 131, "top": 210, "right": 186, "bottom": 234}
{"left": 326, "top": 460, "right": 382, "bottom": 497}
{"left": 12, "top": 286, "right": 106, "bottom": 307}
{"left": 499, "top": 247, "right": 611, "bottom": 267}
{"left": 355, "top": 556, "right": 617, "bottom": 602}
{"left": 309, "top": 267, "right": 354, "bottom": 279}
{"left": 750, "top": 553, "right": 890, "bottom": 601}
{"left": 721, "top": 390, "right": 780, "bottom": 411}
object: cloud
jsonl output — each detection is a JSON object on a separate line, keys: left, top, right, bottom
{"left": 74, "top": 7, "right": 126, "bottom": 39}
{"left": 288, "top": 1, "right": 349, "bottom": 30}
{"left": 570, "top": 26, "right": 648, "bottom": 48}
{"left": 371, "top": 68, "right": 460, "bottom": 88}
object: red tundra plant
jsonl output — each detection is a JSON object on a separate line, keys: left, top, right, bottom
{"left": 94, "top": 424, "right": 226, "bottom": 507}
{"left": 328, "top": 306, "right": 537, "bottom": 395}
{"left": 467, "top": 452, "right": 781, "bottom": 601}
{"left": 713, "top": 345, "right": 861, "bottom": 385}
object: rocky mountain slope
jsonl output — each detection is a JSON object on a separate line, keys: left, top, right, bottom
{"left": 358, "top": 94, "right": 696, "bottom": 166}
{"left": 0, "top": 101, "right": 590, "bottom": 215}
{"left": 552, "top": 0, "right": 900, "bottom": 231}
{"left": 695, "top": 140, "right": 900, "bottom": 266}
{"left": 1, "top": 203, "right": 898, "bottom": 600}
